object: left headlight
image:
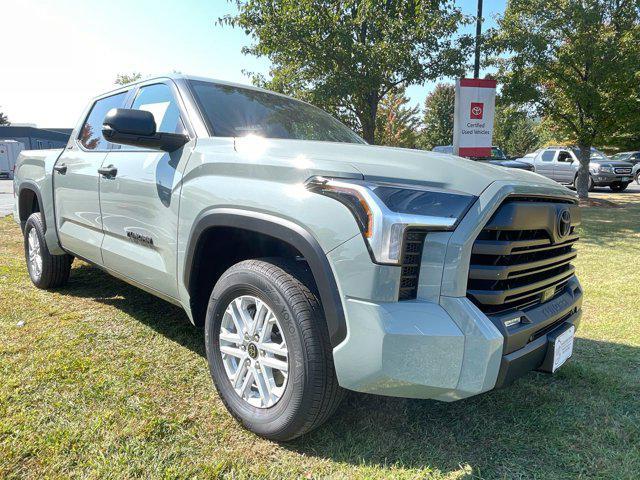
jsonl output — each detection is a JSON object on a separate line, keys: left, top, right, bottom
{"left": 305, "top": 176, "right": 476, "bottom": 265}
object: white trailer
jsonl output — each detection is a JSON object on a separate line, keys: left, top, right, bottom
{"left": 0, "top": 140, "right": 24, "bottom": 179}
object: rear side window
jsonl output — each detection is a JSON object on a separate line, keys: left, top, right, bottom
{"left": 541, "top": 150, "right": 556, "bottom": 162}
{"left": 78, "top": 92, "right": 128, "bottom": 150}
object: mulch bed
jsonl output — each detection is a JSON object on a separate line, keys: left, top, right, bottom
{"left": 579, "top": 197, "right": 622, "bottom": 208}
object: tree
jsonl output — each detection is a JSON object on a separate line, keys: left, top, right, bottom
{"left": 220, "top": 1, "right": 470, "bottom": 144}
{"left": 419, "top": 84, "right": 455, "bottom": 150}
{"left": 375, "top": 87, "right": 420, "bottom": 148}
{"left": 0, "top": 110, "right": 9, "bottom": 126}
{"left": 491, "top": 0, "right": 640, "bottom": 198}
{"left": 493, "top": 103, "right": 541, "bottom": 158}
{"left": 115, "top": 72, "right": 142, "bottom": 86}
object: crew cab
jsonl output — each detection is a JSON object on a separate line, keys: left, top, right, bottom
{"left": 13, "top": 75, "right": 583, "bottom": 440}
{"left": 519, "top": 147, "right": 634, "bottom": 191}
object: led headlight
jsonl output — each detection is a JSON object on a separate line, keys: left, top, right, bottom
{"left": 306, "top": 176, "right": 476, "bottom": 265}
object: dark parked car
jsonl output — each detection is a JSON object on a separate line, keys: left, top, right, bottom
{"left": 610, "top": 151, "right": 640, "bottom": 184}
{"left": 432, "top": 145, "right": 535, "bottom": 171}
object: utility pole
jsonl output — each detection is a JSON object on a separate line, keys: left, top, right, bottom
{"left": 473, "top": 0, "right": 483, "bottom": 79}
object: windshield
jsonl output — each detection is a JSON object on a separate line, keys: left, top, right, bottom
{"left": 611, "top": 153, "right": 631, "bottom": 161}
{"left": 571, "top": 147, "right": 608, "bottom": 162}
{"left": 189, "top": 80, "right": 365, "bottom": 144}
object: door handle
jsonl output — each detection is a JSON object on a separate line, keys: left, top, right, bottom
{"left": 98, "top": 165, "right": 118, "bottom": 178}
{"left": 53, "top": 163, "right": 67, "bottom": 174}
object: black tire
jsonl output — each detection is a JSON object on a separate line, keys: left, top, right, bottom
{"left": 204, "top": 258, "right": 343, "bottom": 441}
{"left": 635, "top": 171, "right": 640, "bottom": 185}
{"left": 23, "top": 212, "right": 73, "bottom": 289}
{"left": 573, "top": 173, "right": 595, "bottom": 192}
{"left": 610, "top": 182, "right": 629, "bottom": 192}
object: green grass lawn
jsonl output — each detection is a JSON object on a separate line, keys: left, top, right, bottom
{"left": 1, "top": 193, "right": 639, "bottom": 479}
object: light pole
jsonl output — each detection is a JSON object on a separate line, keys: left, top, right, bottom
{"left": 473, "top": 0, "right": 483, "bottom": 79}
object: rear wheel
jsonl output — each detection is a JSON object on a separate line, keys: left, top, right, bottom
{"left": 573, "top": 174, "right": 595, "bottom": 192}
{"left": 610, "top": 182, "right": 629, "bottom": 192}
{"left": 24, "top": 213, "right": 73, "bottom": 289}
{"left": 204, "top": 258, "right": 343, "bottom": 441}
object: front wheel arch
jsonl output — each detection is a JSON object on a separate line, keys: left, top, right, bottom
{"left": 183, "top": 208, "right": 347, "bottom": 347}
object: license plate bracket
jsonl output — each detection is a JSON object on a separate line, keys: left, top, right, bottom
{"left": 538, "top": 323, "right": 575, "bottom": 373}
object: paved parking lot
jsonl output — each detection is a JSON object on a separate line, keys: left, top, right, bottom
{"left": 0, "top": 179, "right": 15, "bottom": 217}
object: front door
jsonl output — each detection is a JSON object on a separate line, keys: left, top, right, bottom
{"left": 99, "top": 81, "right": 194, "bottom": 298}
{"left": 53, "top": 91, "right": 129, "bottom": 263}
{"left": 554, "top": 150, "right": 576, "bottom": 184}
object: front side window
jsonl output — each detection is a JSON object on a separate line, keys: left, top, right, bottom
{"left": 79, "top": 92, "right": 128, "bottom": 150}
{"left": 557, "top": 151, "right": 573, "bottom": 162}
{"left": 131, "top": 83, "right": 185, "bottom": 134}
{"left": 189, "top": 80, "right": 365, "bottom": 144}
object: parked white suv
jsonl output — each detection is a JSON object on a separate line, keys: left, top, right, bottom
{"left": 519, "top": 147, "right": 634, "bottom": 191}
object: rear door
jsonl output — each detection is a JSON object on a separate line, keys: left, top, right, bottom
{"left": 554, "top": 150, "right": 575, "bottom": 184}
{"left": 99, "top": 81, "right": 195, "bottom": 298}
{"left": 53, "top": 91, "right": 129, "bottom": 263}
{"left": 534, "top": 149, "right": 556, "bottom": 179}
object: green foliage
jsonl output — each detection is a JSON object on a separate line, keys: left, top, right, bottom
{"left": 115, "top": 72, "right": 143, "bottom": 86}
{"left": 375, "top": 87, "right": 421, "bottom": 148}
{"left": 491, "top": 0, "right": 640, "bottom": 197}
{"left": 419, "top": 83, "right": 455, "bottom": 150}
{"left": 493, "top": 103, "right": 541, "bottom": 157}
{"left": 220, "top": 1, "right": 471, "bottom": 143}
{"left": 0, "top": 109, "right": 9, "bottom": 126}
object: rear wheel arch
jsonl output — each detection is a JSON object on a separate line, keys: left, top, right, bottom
{"left": 183, "top": 208, "right": 347, "bottom": 347}
{"left": 18, "top": 183, "right": 45, "bottom": 232}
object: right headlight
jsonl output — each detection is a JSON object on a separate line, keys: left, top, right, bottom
{"left": 305, "top": 176, "right": 477, "bottom": 265}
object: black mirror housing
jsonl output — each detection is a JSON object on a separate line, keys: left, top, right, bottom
{"left": 102, "top": 108, "right": 189, "bottom": 152}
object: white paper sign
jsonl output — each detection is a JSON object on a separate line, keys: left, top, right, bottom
{"left": 453, "top": 78, "right": 497, "bottom": 158}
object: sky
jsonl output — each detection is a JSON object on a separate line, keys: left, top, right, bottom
{"left": 0, "top": 0, "right": 505, "bottom": 128}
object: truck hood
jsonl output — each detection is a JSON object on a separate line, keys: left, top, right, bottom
{"left": 584, "top": 160, "right": 634, "bottom": 169}
{"left": 244, "top": 139, "right": 561, "bottom": 197}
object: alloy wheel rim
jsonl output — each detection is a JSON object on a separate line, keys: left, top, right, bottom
{"left": 219, "top": 295, "right": 289, "bottom": 408}
{"left": 27, "top": 229, "right": 42, "bottom": 279}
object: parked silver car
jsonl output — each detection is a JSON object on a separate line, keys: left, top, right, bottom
{"left": 518, "top": 147, "right": 634, "bottom": 191}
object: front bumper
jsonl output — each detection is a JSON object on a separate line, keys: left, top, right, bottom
{"left": 592, "top": 172, "right": 632, "bottom": 185}
{"left": 332, "top": 277, "right": 582, "bottom": 401}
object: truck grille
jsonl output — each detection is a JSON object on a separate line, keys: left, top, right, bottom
{"left": 614, "top": 167, "right": 632, "bottom": 175}
{"left": 467, "top": 197, "right": 580, "bottom": 314}
{"left": 398, "top": 229, "right": 427, "bottom": 300}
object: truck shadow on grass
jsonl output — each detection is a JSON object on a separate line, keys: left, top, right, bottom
{"left": 59, "top": 264, "right": 639, "bottom": 478}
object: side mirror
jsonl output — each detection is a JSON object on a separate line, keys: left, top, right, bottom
{"left": 102, "top": 108, "right": 189, "bottom": 152}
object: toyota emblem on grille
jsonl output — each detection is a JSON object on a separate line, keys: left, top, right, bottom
{"left": 557, "top": 209, "right": 572, "bottom": 238}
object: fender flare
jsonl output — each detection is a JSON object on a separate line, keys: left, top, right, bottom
{"left": 17, "top": 181, "right": 45, "bottom": 231}
{"left": 183, "top": 208, "right": 347, "bottom": 347}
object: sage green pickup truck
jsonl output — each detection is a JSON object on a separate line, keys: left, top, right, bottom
{"left": 13, "top": 75, "right": 583, "bottom": 440}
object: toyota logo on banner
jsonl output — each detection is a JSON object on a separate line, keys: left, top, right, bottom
{"left": 470, "top": 102, "right": 484, "bottom": 119}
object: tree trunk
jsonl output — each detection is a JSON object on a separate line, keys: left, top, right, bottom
{"left": 358, "top": 93, "right": 379, "bottom": 144}
{"left": 361, "top": 120, "right": 376, "bottom": 144}
{"left": 576, "top": 142, "right": 591, "bottom": 199}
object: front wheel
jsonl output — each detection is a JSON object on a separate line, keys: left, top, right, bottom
{"left": 24, "top": 213, "right": 73, "bottom": 289}
{"left": 610, "top": 182, "right": 629, "bottom": 192}
{"left": 635, "top": 171, "right": 640, "bottom": 185}
{"left": 204, "top": 259, "right": 343, "bottom": 441}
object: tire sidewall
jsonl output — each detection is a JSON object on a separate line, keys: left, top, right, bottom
{"left": 24, "top": 214, "right": 45, "bottom": 286}
{"left": 204, "top": 267, "right": 310, "bottom": 438}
